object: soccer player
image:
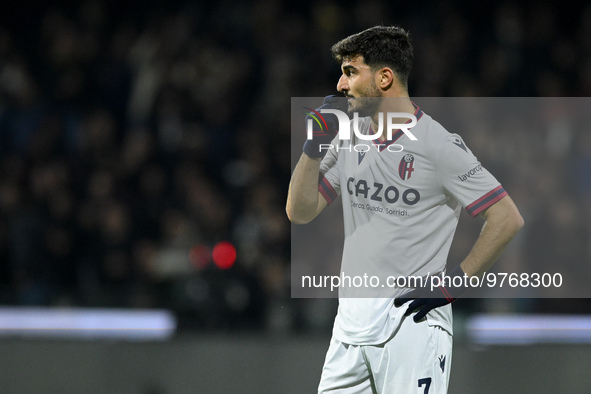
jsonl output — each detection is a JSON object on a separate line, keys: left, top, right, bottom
{"left": 287, "top": 26, "right": 524, "bottom": 393}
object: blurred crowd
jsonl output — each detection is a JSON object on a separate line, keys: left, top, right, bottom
{"left": 0, "top": 0, "right": 590, "bottom": 332}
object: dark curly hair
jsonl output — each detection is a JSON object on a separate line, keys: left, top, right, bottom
{"left": 331, "top": 26, "right": 413, "bottom": 89}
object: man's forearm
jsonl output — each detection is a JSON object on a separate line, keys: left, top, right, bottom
{"left": 286, "top": 153, "right": 323, "bottom": 224}
{"left": 459, "top": 196, "right": 524, "bottom": 277}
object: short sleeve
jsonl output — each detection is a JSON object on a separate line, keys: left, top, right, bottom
{"left": 318, "top": 139, "right": 341, "bottom": 204}
{"left": 436, "top": 134, "right": 507, "bottom": 218}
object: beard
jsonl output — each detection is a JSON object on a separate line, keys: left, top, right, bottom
{"left": 348, "top": 79, "right": 383, "bottom": 118}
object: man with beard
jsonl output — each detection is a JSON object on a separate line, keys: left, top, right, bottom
{"left": 287, "top": 26, "right": 524, "bottom": 393}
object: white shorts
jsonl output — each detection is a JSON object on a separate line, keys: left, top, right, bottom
{"left": 318, "top": 317, "right": 452, "bottom": 394}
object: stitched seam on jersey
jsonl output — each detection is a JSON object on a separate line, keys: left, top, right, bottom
{"left": 434, "top": 130, "right": 446, "bottom": 196}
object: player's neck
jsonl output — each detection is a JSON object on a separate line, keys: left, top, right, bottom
{"left": 371, "top": 96, "right": 415, "bottom": 142}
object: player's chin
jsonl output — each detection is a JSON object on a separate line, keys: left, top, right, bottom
{"left": 347, "top": 98, "right": 357, "bottom": 113}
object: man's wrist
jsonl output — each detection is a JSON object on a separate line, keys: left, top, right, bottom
{"left": 303, "top": 140, "right": 327, "bottom": 158}
{"left": 443, "top": 265, "right": 469, "bottom": 300}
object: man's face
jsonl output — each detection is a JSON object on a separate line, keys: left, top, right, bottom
{"left": 336, "top": 55, "right": 382, "bottom": 117}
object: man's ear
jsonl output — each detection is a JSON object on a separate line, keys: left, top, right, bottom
{"left": 377, "top": 67, "right": 395, "bottom": 90}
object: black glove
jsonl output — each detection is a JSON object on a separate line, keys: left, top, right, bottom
{"left": 394, "top": 265, "right": 469, "bottom": 322}
{"left": 303, "top": 95, "right": 348, "bottom": 158}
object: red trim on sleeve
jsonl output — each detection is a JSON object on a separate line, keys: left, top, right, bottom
{"left": 466, "top": 186, "right": 507, "bottom": 218}
{"left": 319, "top": 177, "right": 338, "bottom": 205}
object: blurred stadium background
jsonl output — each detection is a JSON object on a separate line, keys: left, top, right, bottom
{"left": 0, "top": 0, "right": 590, "bottom": 392}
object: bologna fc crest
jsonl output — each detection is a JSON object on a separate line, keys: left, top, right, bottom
{"left": 398, "top": 154, "right": 415, "bottom": 180}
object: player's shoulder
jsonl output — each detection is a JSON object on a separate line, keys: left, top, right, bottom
{"left": 418, "top": 112, "right": 472, "bottom": 156}
{"left": 414, "top": 112, "right": 454, "bottom": 155}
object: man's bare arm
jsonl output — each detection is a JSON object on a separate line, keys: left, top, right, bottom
{"left": 395, "top": 194, "right": 524, "bottom": 322}
{"left": 459, "top": 195, "right": 524, "bottom": 277}
{"left": 286, "top": 153, "right": 328, "bottom": 224}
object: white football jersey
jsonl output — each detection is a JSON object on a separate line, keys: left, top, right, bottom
{"left": 318, "top": 104, "right": 507, "bottom": 345}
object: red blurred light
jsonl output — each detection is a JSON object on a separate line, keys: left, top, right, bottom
{"left": 212, "top": 241, "right": 236, "bottom": 269}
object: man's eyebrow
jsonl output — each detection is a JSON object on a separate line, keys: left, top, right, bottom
{"left": 342, "top": 64, "right": 357, "bottom": 73}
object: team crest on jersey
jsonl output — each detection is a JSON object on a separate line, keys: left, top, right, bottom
{"left": 398, "top": 154, "right": 415, "bottom": 180}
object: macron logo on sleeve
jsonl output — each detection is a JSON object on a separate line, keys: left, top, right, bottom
{"left": 452, "top": 136, "right": 467, "bottom": 152}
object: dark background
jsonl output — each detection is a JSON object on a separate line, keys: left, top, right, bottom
{"left": 2, "top": 0, "right": 590, "bottom": 331}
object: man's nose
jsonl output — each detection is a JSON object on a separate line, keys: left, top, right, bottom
{"left": 337, "top": 74, "right": 348, "bottom": 93}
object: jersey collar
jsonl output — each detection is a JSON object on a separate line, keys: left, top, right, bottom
{"left": 370, "top": 102, "right": 423, "bottom": 152}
